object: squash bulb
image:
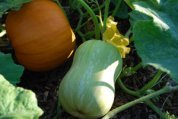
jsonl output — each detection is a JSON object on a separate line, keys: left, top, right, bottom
{"left": 5, "top": 0, "right": 76, "bottom": 71}
{"left": 58, "top": 40, "right": 122, "bottom": 119}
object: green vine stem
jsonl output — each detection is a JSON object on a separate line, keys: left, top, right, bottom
{"left": 117, "top": 76, "right": 166, "bottom": 118}
{"left": 138, "top": 70, "right": 163, "bottom": 94}
{"left": 121, "top": 63, "right": 142, "bottom": 77}
{"left": 82, "top": 2, "right": 105, "bottom": 18}
{"left": 145, "top": 100, "right": 166, "bottom": 119}
{"left": 77, "top": 31, "right": 86, "bottom": 42}
{"left": 132, "top": 63, "right": 142, "bottom": 72}
{"left": 84, "top": 31, "right": 95, "bottom": 38}
{"left": 121, "top": 64, "right": 163, "bottom": 95}
{"left": 103, "top": 0, "right": 110, "bottom": 32}
{"left": 117, "top": 78, "right": 140, "bottom": 96}
{"left": 91, "top": 0, "right": 103, "bottom": 26}
{"left": 75, "top": 17, "right": 92, "bottom": 32}
{"left": 78, "top": 0, "right": 100, "bottom": 40}
{"left": 75, "top": 11, "right": 84, "bottom": 32}
{"left": 102, "top": 84, "right": 178, "bottom": 119}
{"left": 112, "top": 0, "right": 122, "bottom": 16}
{"left": 125, "top": 27, "right": 132, "bottom": 38}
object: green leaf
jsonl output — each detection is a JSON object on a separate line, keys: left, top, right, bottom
{"left": 0, "top": 74, "right": 43, "bottom": 118}
{"left": 130, "top": 0, "right": 178, "bottom": 82}
{"left": 0, "top": 0, "right": 32, "bottom": 17}
{"left": 111, "top": 0, "right": 129, "bottom": 19}
{"left": 0, "top": 52, "right": 24, "bottom": 85}
{"left": 124, "top": 0, "right": 138, "bottom": 9}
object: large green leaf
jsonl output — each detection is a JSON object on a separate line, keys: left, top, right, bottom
{"left": 130, "top": 0, "right": 178, "bottom": 82}
{"left": 0, "top": 52, "right": 24, "bottom": 84}
{"left": 0, "top": 74, "right": 43, "bottom": 118}
{"left": 0, "top": 0, "right": 32, "bottom": 17}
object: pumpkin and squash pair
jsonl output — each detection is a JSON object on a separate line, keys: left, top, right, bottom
{"left": 5, "top": 0, "right": 123, "bottom": 118}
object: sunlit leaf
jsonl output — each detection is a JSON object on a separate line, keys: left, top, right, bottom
{"left": 130, "top": 0, "right": 178, "bottom": 82}
{"left": 165, "top": 111, "right": 177, "bottom": 119}
{"left": 0, "top": 74, "right": 43, "bottom": 118}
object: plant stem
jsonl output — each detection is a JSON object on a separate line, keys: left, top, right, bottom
{"left": 125, "top": 27, "right": 132, "bottom": 38}
{"left": 145, "top": 100, "right": 166, "bottom": 119}
{"left": 75, "top": 15, "right": 83, "bottom": 32}
{"left": 84, "top": 31, "right": 95, "bottom": 37}
{"left": 132, "top": 62, "right": 142, "bottom": 72}
{"left": 93, "top": 0, "right": 103, "bottom": 26}
{"left": 121, "top": 63, "right": 142, "bottom": 77}
{"left": 75, "top": 17, "right": 92, "bottom": 32}
{"left": 117, "top": 78, "right": 166, "bottom": 118}
{"left": 77, "top": 31, "right": 86, "bottom": 42}
{"left": 103, "top": 0, "right": 110, "bottom": 32}
{"left": 112, "top": 0, "right": 122, "bottom": 16}
{"left": 117, "top": 78, "right": 140, "bottom": 96}
{"left": 78, "top": 0, "right": 100, "bottom": 39}
{"left": 121, "top": 66, "right": 163, "bottom": 95}
{"left": 102, "top": 85, "right": 178, "bottom": 119}
{"left": 82, "top": 3, "right": 105, "bottom": 18}
{"left": 138, "top": 70, "right": 163, "bottom": 94}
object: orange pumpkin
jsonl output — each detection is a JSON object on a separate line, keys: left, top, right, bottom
{"left": 5, "top": 0, "right": 76, "bottom": 71}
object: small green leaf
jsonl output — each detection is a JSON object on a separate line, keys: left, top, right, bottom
{"left": 0, "top": 0, "right": 32, "bottom": 17}
{"left": 0, "top": 74, "right": 43, "bottom": 118}
{"left": 0, "top": 52, "right": 24, "bottom": 85}
{"left": 165, "top": 111, "right": 177, "bottom": 119}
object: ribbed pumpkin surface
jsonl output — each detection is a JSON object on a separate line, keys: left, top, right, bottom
{"left": 5, "top": 0, "right": 76, "bottom": 71}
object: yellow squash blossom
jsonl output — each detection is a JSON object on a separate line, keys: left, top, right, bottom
{"left": 103, "top": 16, "right": 130, "bottom": 58}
